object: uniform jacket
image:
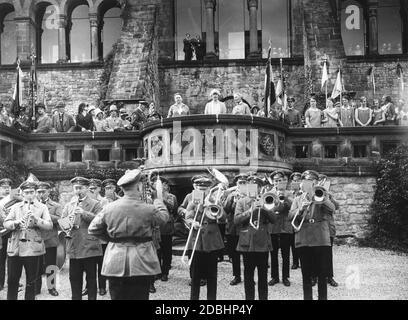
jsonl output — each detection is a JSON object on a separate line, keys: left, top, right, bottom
{"left": 328, "top": 193, "right": 339, "bottom": 237}
{"left": 223, "top": 192, "right": 245, "bottom": 236}
{"left": 289, "top": 196, "right": 335, "bottom": 248}
{"left": 185, "top": 201, "right": 225, "bottom": 252}
{"left": 61, "top": 196, "right": 103, "bottom": 259}
{"left": 4, "top": 200, "right": 53, "bottom": 257}
{"left": 234, "top": 197, "right": 277, "bottom": 252}
{"left": 35, "top": 114, "right": 53, "bottom": 133}
{"left": 177, "top": 192, "right": 192, "bottom": 219}
{"left": 269, "top": 198, "right": 293, "bottom": 234}
{"left": 51, "top": 112, "right": 76, "bottom": 133}
{"left": 88, "top": 196, "right": 169, "bottom": 277}
{"left": 161, "top": 193, "right": 178, "bottom": 235}
{"left": 41, "top": 199, "right": 62, "bottom": 248}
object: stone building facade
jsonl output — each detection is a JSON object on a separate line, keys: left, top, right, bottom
{"left": 0, "top": 0, "right": 407, "bottom": 239}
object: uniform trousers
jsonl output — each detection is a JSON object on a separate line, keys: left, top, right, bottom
{"left": 217, "top": 224, "right": 226, "bottom": 259}
{"left": 190, "top": 250, "right": 218, "bottom": 300}
{"left": 291, "top": 233, "right": 299, "bottom": 266}
{"left": 69, "top": 257, "right": 98, "bottom": 300}
{"left": 270, "top": 233, "right": 291, "bottom": 280}
{"left": 297, "top": 246, "right": 330, "bottom": 300}
{"left": 226, "top": 234, "right": 241, "bottom": 278}
{"left": 7, "top": 255, "right": 40, "bottom": 300}
{"left": 109, "top": 276, "right": 151, "bottom": 300}
{"left": 242, "top": 252, "right": 268, "bottom": 300}
{"left": 158, "top": 235, "right": 172, "bottom": 276}
{"left": 96, "top": 244, "right": 107, "bottom": 290}
{"left": 0, "top": 233, "right": 10, "bottom": 287}
{"left": 36, "top": 246, "right": 57, "bottom": 293}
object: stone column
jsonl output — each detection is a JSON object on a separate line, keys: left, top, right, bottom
{"left": 57, "top": 15, "right": 67, "bottom": 62}
{"left": 247, "top": 0, "right": 260, "bottom": 59}
{"left": 98, "top": 20, "right": 104, "bottom": 60}
{"left": 204, "top": 0, "right": 217, "bottom": 60}
{"left": 89, "top": 13, "right": 99, "bottom": 61}
{"left": 14, "top": 16, "right": 37, "bottom": 64}
{"left": 368, "top": 0, "right": 378, "bottom": 55}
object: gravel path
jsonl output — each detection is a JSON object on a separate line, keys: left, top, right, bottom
{"left": 1, "top": 244, "right": 407, "bottom": 300}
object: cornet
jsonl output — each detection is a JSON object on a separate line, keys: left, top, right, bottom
{"left": 20, "top": 202, "right": 33, "bottom": 242}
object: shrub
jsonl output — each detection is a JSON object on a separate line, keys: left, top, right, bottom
{"left": 359, "top": 144, "right": 408, "bottom": 252}
{"left": 0, "top": 159, "right": 29, "bottom": 188}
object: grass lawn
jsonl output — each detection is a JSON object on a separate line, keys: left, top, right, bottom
{"left": 1, "top": 244, "right": 407, "bottom": 300}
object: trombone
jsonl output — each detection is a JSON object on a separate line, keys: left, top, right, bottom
{"left": 291, "top": 186, "right": 327, "bottom": 232}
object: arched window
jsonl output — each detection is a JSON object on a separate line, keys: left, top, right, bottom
{"left": 1, "top": 9, "right": 16, "bottom": 65}
{"left": 378, "top": 0, "right": 402, "bottom": 55}
{"left": 261, "top": 0, "right": 290, "bottom": 58}
{"left": 175, "top": 0, "right": 202, "bottom": 61}
{"left": 70, "top": 4, "right": 91, "bottom": 62}
{"left": 37, "top": 3, "right": 59, "bottom": 63}
{"left": 341, "top": 0, "right": 365, "bottom": 56}
{"left": 101, "top": 7, "right": 122, "bottom": 58}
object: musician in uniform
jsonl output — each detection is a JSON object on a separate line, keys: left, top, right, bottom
{"left": 3, "top": 181, "right": 53, "bottom": 300}
{"left": 289, "top": 172, "right": 302, "bottom": 270}
{"left": 288, "top": 170, "right": 336, "bottom": 300}
{"left": 102, "top": 179, "right": 121, "bottom": 203}
{"left": 151, "top": 174, "right": 178, "bottom": 282}
{"left": 0, "top": 178, "right": 14, "bottom": 291}
{"left": 88, "top": 169, "right": 169, "bottom": 300}
{"left": 223, "top": 173, "right": 248, "bottom": 286}
{"left": 268, "top": 171, "right": 293, "bottom": 287}
{"left": 234, "top": 174, "right": 278, "bottom": 300}
{"left": 35, "top": 182, "right": 62, "bottom": 296}
{"left": 318, "top": 174, "right": 339, "bottom": 287}
{"left": 61, "top": 177, "right": 103, "bottom": 300}
{"left": 185, "top": 176, "right": 225, "bottom": 300}
{"left": 88, "top": 179, "right": 109, "bottom": 207}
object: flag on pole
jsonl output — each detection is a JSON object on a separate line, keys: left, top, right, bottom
{"left": 321, "top": 60, "right": 329, "bottom": 91}
{"left": 12, "top": 59, "right": 24, "bottom": 117}
{"left": 397, "top": 63, "right": 404, "bottom": 93}
{"left": 331, "top": 69, "right": 343, "bottom": 99}
{"left": 264, "top": 45, "right": 276, "bottom": 116}
{"left": 367, "top": 66, "right": 376, "bottom": 94}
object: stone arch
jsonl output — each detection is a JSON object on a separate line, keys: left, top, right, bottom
{"left": 61, "top": 0, "right": 93, "bottom": 17}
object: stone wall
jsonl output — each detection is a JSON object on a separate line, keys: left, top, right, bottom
{"left": 159, "top": 63, "right": 306, "bottom": 115}
{"left": 0, "top": 65, "right": 104, "bottom": 115}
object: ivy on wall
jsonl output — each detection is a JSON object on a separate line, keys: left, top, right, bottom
{"left": 0, "top": 159, "right": 29, "bottom": 188}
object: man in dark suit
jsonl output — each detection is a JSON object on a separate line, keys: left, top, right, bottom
{"left": 35, "top": 182, "right": 62, "bottom": 296}
{"left": 61, "top": 177, "right": 103, "bottom": 300}
{"left": 51, "top": 101, "right": 75, "bottom": 133}
{"left": 88, "top": 169, "right": 169, "bottom": 300}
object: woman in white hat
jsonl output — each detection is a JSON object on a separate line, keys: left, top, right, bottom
{"left": 167, "top": 93, "right": 190, "bottom": 118}
{"left": 93, "top": 108, "right": 106, "bottom": 132}
{"left": 204, "top": 89, "right": 227, "bottom": 115}
{"left": 104, "top": 105, "right": 125, "bottom": 132}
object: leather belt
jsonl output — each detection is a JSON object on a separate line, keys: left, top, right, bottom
{"left": 108, "top": 237, "right": 153, "bottom": 244}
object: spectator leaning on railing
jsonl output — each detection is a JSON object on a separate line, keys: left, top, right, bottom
{"left": 51, "top": 101, "right": 76, "bottom": 133}
{"left": 104, "top": 105, "right": 125, "bottom": 132}
{"left": 75, "top": 103, "right": 94, "bottom": 132}
{"left": 32, "top": 103, "right": 52, "bottom": 133}
{"left": 13, "top": 105, "right": 31, "bottom": 133}
{"left": 147, "top": 102, "right": 163, "bottom": 121}
{"left": 339, "top": 96, "right": 355, "bottom": 127}
{"left": 304, "top": 96, "right": 324, "bottom": 128}
{"left": 167, "top": 93, "right": 190, "bottom": 118}
{"left": 93, "top": 108, "right": 106, "bottom": 132}
{"left": 283, "top": 96, "right": 302, "bottom": 127}
{"left": 130, "top": 101, "right": 148, "bottom": 130}
{"left": 398, "top": 103, "right": 408, "bottom": 126}
{"left": 355, "top": 96, "right": 372, "bottom": 127}
{"left": 231, "top": 93, "right": 251, "bottom": 115}
{"left": 0, "top": 106, "right": 12, "bottom": 127}
{"left": 381, "top": 95, "right": 397, "bottom": 125}
{"left": 204, "top": 89, "right": 227, "bottom": 115}
{"left": 323, "top": 99, "right": 342, "bottom": 127}
{"left": 372, "top": 99, "right": 386, "bottom": 126}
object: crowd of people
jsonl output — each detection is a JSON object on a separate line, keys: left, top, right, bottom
{"left": 0, "top": 90, "right": 407, "bottom": 134}
{"left": 0, "top": 166, "right": 338, "bottom": 300}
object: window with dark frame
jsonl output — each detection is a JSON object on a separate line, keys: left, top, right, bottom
{"left": 353, "top": 144, "right": 368, "bottom": 158}
{"left": 13, "top": 145, "right": 22, "bottom": 162}
{"left": 324, "top": 145, "right": 338, "bottom": 159}
{"left": 124, "top": 148, "right": 139, "bottom": 161}
{"left": 70, "top": 149, "right": 83, "bottom": 162}
{"left": 294, "top": 145, "right": 309, "bottom": 159}
{"left": 97, "top": 149, "right": 111, "bottom": 162}
{"left": 42, "top": 150, "right": 56, "bottom": 163}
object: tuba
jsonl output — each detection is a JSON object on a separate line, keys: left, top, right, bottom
{"left": 203, "top": 168, "right": 229, "bottom": 220}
